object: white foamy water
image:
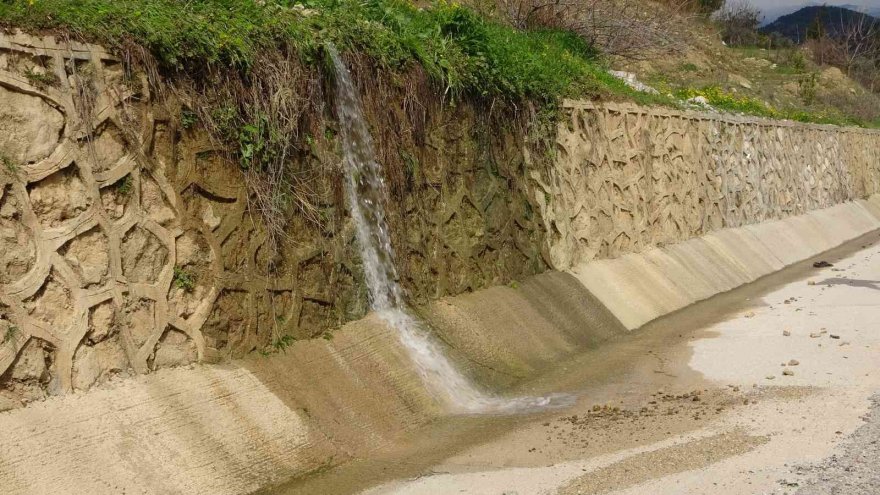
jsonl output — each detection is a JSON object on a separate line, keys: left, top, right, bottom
{"left": 328, "top": 45, "right": 570, "bottom": 414}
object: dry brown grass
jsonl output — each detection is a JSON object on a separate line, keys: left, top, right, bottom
{"left": 166, "top": 51, "right": 327, "bottom": 256}
{"left": 465, "top": 0, "right": 691, "bottom": 60}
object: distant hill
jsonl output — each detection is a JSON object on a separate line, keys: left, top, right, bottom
{"left": 761, "top": 5, "right": 879, "bottom": 43}
{"left": 839, "top": 5, "right": 880, "bottom": 18}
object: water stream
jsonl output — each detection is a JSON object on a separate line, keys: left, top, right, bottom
{"left": 328, "top": 45, "right": 570, "bottom": 414}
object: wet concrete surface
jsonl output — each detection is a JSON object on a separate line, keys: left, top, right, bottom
{"left": 266, "top": 232, "right": 880, "bottom": 495}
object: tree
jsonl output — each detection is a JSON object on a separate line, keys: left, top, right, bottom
{"left": 806, "top": 7, "right": 829, "bottom": 41}
{"left": 836, "top": 10, "right": 880, "bottom": 76}
{"left": 717, "top": 0, "right": 763, "bottom": 46}
{"left": 698, "top": 0, "right": 725, "bottom": 14}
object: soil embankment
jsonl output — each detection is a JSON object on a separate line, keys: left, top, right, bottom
{"left": 1, "top": 32, "right": 880, "bottom": 495}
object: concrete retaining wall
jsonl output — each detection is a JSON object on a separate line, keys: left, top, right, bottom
{"left": 571, "top": 197, "right": 880, "bottom": 330}
{"left": 3, "top": 33, "right": 880, "bottom": 495}
{"left": 535, "top": 101, "right": 880, "bottom": 270}
{"left": 0, "top": 197, "right": 878, "bottom": 495}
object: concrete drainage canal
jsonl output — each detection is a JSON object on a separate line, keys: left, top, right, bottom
{"left": 0, "top": 22, "right": 879, "bottom": 495}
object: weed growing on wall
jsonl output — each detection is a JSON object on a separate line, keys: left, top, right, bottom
{"left": 116, "top": 175, "right": 133, "bottom": 196}
{"left": 1, "top": 154, "right": 18, "bottom": 175}
{"left": 22, "top": 67, "right": 58, "bottom": 88}
{"left": 172, "top": 267, "right": 196, "bottom": 292}
{"left": 2, "top": 325, "right": 18, "bottom": 345}
{"left": 180, "top": 109, "right": 198, "bottom": 130}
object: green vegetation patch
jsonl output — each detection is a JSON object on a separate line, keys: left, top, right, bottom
{"left": 676, "top": 85, "right": 877, "bottom": 127}
{"left": 172, "top": 266, "right": 196, "bottom": 292}
{"left": 677, "top": 86, "right": 775, "bottom": 117}
{"left": 2, "top": 325, "right": 18, "bottom": 345}
{"left": 1, "top": 153, "right": 18, "bottom": 174}
{"left": 0, "top": 0, "right": 625, "bottom": 102}
{"left": 1, "top": 1, "right": 873, "bottom": 141}
{"left": 116, "top": 175, "right": 133, "bottom": 196}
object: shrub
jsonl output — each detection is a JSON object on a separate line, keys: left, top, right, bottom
{"left": 657, "top": 0, "right": 724, "bottom": 14}
{"left": 698, "top": 0, "right": 726, "bottom": 13}
{"left": 798, "top": 72, "right": 818, "bottom": 105}
{"left": 494, "top": 0, "right": 684, "bottom": 60}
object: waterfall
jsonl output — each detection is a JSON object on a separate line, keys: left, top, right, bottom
{"left": 328, "top": 45, "right": 569, "bottom": 414}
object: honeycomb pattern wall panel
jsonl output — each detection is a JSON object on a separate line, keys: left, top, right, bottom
{"left": 538, "top": 101, "right": 880, "bottom": 269}
{"left": 3, "top": 33, "right": 880, "bottom": 407}
{"left": 0, "top": 32, "right": 549, "bottom": 406}
{"left": 0, "top": 33, "right": 305, "bottom": 406}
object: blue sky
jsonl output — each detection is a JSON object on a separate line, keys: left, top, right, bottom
{"left": 753, "top": 0, "right": 880, "bottom": 23}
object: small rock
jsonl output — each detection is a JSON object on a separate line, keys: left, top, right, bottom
{"left": 202, "top": 204, "right": 222, "bottom": 230}
{"left": 813, "top": 261, "right": 833, "bottom": 268}
{"left": 810, "top": 332, "right": 821, "bottom": 338}
{"left": 808, "top": 281, "right": 817, "bottom": 286}
{"left": 783, "top": 330, "right": 791, "bottom": 336}
{"left": 788, "top": 359, "right": 800, "bottom": 366}
{"left": 687, "top": 95, "right": 711, "bottom": 107}
{"left": 729, "top": 73, "right": 753, "bottom": 89}
{"left": 830, "top": 334, "right": 841, "bottom": 339}
{"left": 783, "top": 369, "right": 794, "bottom": 376}
{"left": 766, "top": 375, "right": 776, "bottom": 380}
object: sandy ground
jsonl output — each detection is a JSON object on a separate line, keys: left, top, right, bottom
{"left": 797, "top": 394, "right": 880, "bottom": 494}
{"left": 340, "top": 233, "right": 880, "bottom": 495}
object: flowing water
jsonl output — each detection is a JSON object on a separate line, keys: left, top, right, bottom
{"left": 328, "top": 45, "right": 570, "bottom": 414}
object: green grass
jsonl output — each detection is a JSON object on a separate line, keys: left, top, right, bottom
{"left": 0, "top": 0, "right": 654, "bottom": 103}
{"left": 676, "top": 85, "right": 880, "bottom": 128}
{"left": 0, "top": 0, "right": 872, "bottom": 129}
{"left": 677, "top": 86, "right": 776, "bottom": 117}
